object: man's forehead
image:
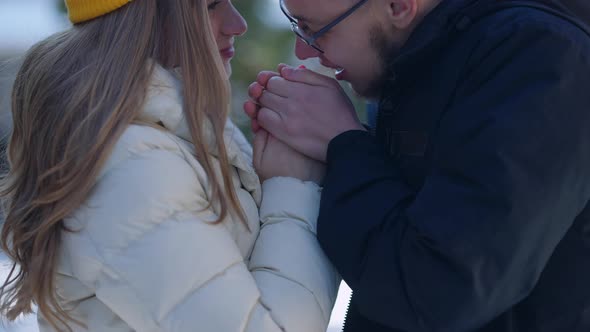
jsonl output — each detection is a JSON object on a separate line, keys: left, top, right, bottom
{"left": 283, "top": 0, "right": 352, "bottom": 24}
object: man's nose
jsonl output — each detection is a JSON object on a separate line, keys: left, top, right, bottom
{"left": 294, "top": 38, "right": 321, "bottom": 60}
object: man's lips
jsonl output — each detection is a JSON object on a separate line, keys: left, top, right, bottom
{"left": 320, "top": 60, "right": 339, "bottom": 70}
{"left": 320, "top": 60, "right": 345, "bottom": 78}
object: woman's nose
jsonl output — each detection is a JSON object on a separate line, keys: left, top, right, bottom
{"left": 222, "top": 4, "right": 248, "bottom": 36}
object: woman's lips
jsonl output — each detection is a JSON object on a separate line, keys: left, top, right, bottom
{"left": 220, "top": 47, "right": 235, "bottom": 59}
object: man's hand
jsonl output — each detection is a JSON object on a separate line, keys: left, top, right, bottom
{"left": 253, "top": 129, "right": 325, "bottom": 184}
{"left": 245, "top": 65, "right": 365, "bottom": 162}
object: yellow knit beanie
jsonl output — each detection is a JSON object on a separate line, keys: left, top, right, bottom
{"left": 65, "top": 0, "right": 134, "bottom": 24}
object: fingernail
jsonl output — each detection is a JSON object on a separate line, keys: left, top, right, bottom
{"left": 298, "top": 65, "right": 307, "bottom": 69}
{"left": 281, "top": 67, "right": 293, "bottom": 76}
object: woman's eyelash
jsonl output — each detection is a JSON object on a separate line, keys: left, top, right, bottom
{"left": 208, "top": 1, "right": 221, "bottom": 10}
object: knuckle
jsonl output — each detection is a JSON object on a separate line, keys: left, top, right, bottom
{"left": 284, "top": 118, "right": 299, "bottom": 136}
{"left": 258, "top": 108, "right": 272, "bottom": 125}
{"left": 287, "top": 102, "right": 301, "bottom": 115}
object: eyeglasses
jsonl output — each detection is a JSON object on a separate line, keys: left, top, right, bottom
{"left": 280, "top": 0, "right": 370, "bottom": 53}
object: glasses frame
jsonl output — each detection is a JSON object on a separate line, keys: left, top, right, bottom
{"left": 280, "top": 0, "right": 370, "bottom": 53}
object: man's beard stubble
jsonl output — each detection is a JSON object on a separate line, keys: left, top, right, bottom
{"left": 357, "top": 25, "right": 399, "bottom": 100}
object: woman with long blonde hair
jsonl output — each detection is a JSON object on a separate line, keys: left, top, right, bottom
{"left": 0, "top": 1, "right": 339, "bottom": 331}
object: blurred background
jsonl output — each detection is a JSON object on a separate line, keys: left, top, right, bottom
{"left": 0, "top": 0, "right": 368, "bottom": 141}
{"left": 0, "top": 0, "right": 355, "bottom": 331}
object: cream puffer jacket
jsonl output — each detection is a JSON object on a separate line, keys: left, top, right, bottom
{"left": 38, "top": 65, "right": 340, "bottom": 332}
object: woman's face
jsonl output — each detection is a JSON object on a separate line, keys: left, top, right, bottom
{"left": 207, "top": 0, "right": 248, "bottom": 76}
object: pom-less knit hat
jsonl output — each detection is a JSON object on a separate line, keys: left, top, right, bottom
{"left": 65, "top": 0, "right": 134, "bottom": 24}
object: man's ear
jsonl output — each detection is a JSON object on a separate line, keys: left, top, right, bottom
{"left": 387, "top": 0, "right": 418, "bottom": 29}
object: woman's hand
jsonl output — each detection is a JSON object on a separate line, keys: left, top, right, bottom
{"left": 253, "top": 129, "right": 325, "bottom": 185}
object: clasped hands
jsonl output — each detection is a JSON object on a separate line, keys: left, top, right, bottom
{"left": 244, "top": 64, "right": 366, "bottom": 184}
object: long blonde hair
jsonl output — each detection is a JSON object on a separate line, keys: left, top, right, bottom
{"left": 0, "top": 0, "right": 245, "bottom": 330}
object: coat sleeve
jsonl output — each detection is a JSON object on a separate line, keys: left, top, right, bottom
{"left": 69, "top": 147, "right": 339, "bottom": 332}
{"left": 316, "top": 17, "right": 590, "bottom": 332}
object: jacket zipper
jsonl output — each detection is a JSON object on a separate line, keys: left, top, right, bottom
{"left": 341, "top": 291, "right": 353, "bottom": 331}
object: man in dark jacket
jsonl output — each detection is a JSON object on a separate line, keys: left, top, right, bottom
{"left": 245, "top": 0, "right": 590, "bottom": 331}
{"left": 559, "top": 0, "right": 590, "bottom": 22}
